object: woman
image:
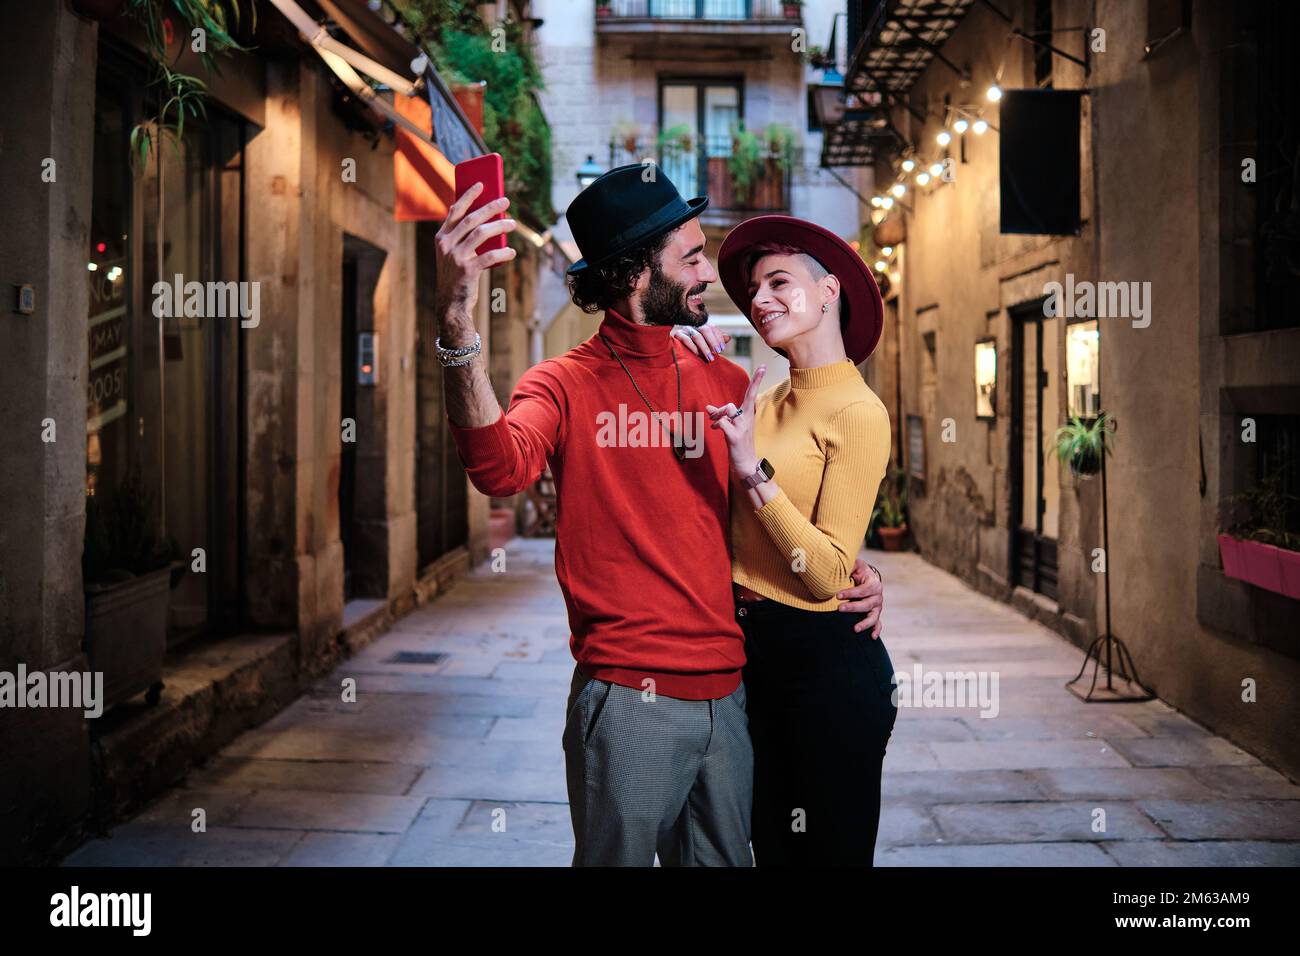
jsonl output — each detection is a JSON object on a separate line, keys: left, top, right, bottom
{"left": 678, "top": 215, "right": 896, "bottom": 866}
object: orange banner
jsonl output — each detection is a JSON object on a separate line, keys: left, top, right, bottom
{"left": 393, "top": 92, "right": 456, "bottom": 222}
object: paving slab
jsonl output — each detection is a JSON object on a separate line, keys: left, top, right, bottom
{"left": 64, "top": 542, "right": 1300, "bottom": 867}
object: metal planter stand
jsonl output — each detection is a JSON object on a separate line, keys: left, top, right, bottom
{"left": 1066, "top": 420, "right": 1155, "bottom": 702}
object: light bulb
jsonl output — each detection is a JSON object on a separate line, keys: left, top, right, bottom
{"left": 87, "top": 262, "right": 97, "bottom": 271}
{"left": 936, "top": 130, "right": 952, "bottom": 146}
{"left": 916, "top": 172, "right": 931, "bottom": 186}
{"left": 870, "top": 195, "right": 882, "bottom": 207}
{"left": 901, "top": 159, "right": 915, "bottom": 172}
{"left": 929, "top": 162, "right": 944, "bottom": 177}
{"left": 987, "top": 84, "right": 1003, "bottom": 102}
{"left": 953, "top": 118, "right": 969, "bottom": 134}
{"left": 890, "top": 183, "right": 906, "bottom": 198}
{"left": 881, "top": 196, "right": 894, "bottom": 209}
{"left": 973, "top": 119, "right": 989, "bottom": 135}
{"left": 874, "top": 260, "right": 887, "bottom": 272}
{"left": 881, "top": 246, "right": 893, "bottom": 256}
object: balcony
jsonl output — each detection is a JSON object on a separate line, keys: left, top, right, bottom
{"left": 610, "top": 133, "right": 791, "bottom": 227}
{"left": 596, "top": 0, "right": 801, "bottom": 50}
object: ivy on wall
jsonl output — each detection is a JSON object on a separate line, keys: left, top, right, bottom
{"left": 395, "top": 0, "right": 556, "bottom": 224}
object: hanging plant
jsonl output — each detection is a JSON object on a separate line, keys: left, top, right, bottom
{"left": 125, "top": 0, "right": 252, "bottom": 167}
{"left": 1054, "top": 411, "right": 1115, "bottom": 479}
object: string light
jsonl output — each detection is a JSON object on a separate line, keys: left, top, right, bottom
{"left": 953, "top": 118, "right": 969, "bottom": 134}
{"left": 881, "top": 196, "right": 894, "bottom": 209}
{"left": 929, "top": 162, "right": 944, "bottom": 177}
{"left": 901, "top": 158, "right": 916, "bottom": 172}
{"left": 881, "top": 246, "right": 893, "bottom": 256}
{"left": 874, "top": 260, "right": 887, "bottom": 271}
{"left": 870, "top": 195, "right": 883, "bottom": 207}
{"left": 972, "top": 119, "right": 989, "bottom": 134}
{"left": 986, "top": 84, "right": 1003, "bottom": 102}
{"left": 916, "top": 171, "right": 931, "bottom": 186}
{"left": 936, "top": 130, "right": 952, "bottom": 146}
{"left": 890, "top": 183, "right": 906, "bottom": 198}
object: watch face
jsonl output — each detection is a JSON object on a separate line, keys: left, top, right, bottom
{"left": 760, "top": 458, "right": 775, "bottom": 479}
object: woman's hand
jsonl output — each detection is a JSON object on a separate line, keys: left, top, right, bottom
{"left": 707, "top": 365, "right": 766, "bottom": 479}
{"left": 672, "top": 324, "right": 732, "bottom": 362}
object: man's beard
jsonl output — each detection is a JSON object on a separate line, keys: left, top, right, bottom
{"left": 639, "top": 262, "right": 709, "bottom": 328}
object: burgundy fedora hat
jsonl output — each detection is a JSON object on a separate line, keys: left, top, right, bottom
{"left": 717, "top": 215, "right": 884, "bottom": 365}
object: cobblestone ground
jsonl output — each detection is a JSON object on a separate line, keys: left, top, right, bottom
{"left": 65, "top": 538, "right": 1300, "bottom": 866}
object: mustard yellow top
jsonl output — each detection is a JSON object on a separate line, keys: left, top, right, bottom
{"left": 731, "top": 358, "right": 892, "bottom": 610}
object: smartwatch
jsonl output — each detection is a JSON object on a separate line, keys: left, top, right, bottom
{"left": 743, "top": 458, "right": 776, "bottom": 489}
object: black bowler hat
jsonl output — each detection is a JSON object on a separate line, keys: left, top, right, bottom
{"left": 565, "top": 163, "right": 708, "bottom": 274}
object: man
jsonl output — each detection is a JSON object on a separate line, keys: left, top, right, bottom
{"left": 433, "top": 164, "right": 884, "bottom": 866}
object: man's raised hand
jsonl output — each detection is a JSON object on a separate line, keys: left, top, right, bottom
{"left": 434, "top": 182, "right": 518, "bottom": 341}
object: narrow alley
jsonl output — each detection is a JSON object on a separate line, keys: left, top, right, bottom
{"left": 64, "top": 540, "right": 1300, "bottom": 867}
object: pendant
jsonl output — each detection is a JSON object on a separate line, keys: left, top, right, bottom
{"left": 670, "top": 432, "right": 687, "bottom": 461}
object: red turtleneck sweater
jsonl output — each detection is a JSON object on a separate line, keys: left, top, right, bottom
{"left": 448, "top": 309, "right": 750, "bottom": 699}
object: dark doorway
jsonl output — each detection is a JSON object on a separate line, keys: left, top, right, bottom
{"left": 1010, "top": 298, "right": 1060, "bottom": 600}
{"left": 340, "top": 235, "right": 387, "bottom": 601}
{"left": 415, "top": 223, "right": 469, "bottom": 569}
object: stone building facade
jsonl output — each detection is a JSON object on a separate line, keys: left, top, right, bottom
{"left": 848, "top": 0, "right": 1300, "bottom": 778}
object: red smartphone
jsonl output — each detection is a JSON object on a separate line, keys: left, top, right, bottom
{"left": 453, "top": 152, "right": 507, "bottom": 257}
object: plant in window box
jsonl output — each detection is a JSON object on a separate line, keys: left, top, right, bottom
{"left": 1054, "top": 411, "right": 1114, "bottom": 480}
{"left": 596, "top": 0, "right": 612, "bottom": 17}
{"left": 869, "top": 466, "right": 909, "bottom": 551}
{"left": 83, "top": 469, "right": 182, "bottom": 710}
{"left": 783, "top": 0, "right": 804, "bottom": 20}
{"left": 1217, "top": 467, "right": 1300, "bottom": 600}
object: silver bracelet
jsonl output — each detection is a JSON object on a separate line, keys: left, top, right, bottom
{"left": 436, "top": 332, "right": 481, "bottom": 367}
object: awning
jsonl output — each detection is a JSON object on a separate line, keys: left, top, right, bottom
{"left": 266, "top": 0, "right": 480, "bottom": 221}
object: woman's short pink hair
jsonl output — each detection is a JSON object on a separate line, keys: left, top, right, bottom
{"left": 743, "top": 241, "right": 830, "bottom": 285}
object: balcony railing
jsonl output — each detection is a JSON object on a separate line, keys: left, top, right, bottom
{"left": 610, "top": 135, "right": 790, "bottom": 216}
{"left": 601, "top": 0, "right": 796, "bottom": 20}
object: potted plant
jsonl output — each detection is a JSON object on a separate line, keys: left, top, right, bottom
{"left": 612, "top": 120, "right": 643, "bottom": 155}
{"left": 125, "top": 0, "right": 250, "bottom": 168}
{"left": 1054, "top": 411, "right": 1115, "bottom": 480}
{"left": 728, "top": 122, "right": 766, "bottom": 204}
{"left": 1217, "top": 467, "right": 1300, "bottom": 600}
{"left": 783, "top": 0, "right": 803, "bottom": 20}
{"left": 764, "top": 122, "right": 798, "bottom": 173}
{"left": 83, "top": 470, "right": 180, "bottom": 709}
{"left": 657, "top": 123, "right": 695, "bottom": 162}
{"left": 870, "top": 467, "right": 909, "bottom": 551}
{"left": 596, "top": 0, "right": 613, "bottom": 18}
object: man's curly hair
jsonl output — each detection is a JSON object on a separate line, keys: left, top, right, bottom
{"left": 566, "top": 228, "right": 676, "bottom": 315}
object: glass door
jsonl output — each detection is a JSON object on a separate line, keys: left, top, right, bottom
{"left": 659, "top": 80, "right": 741, "bottom": 200}
{"left": 1011, "top": 300, "right": 1060, "bottom": 600}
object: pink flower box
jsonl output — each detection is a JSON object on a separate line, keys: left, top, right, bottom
{"left": 1217, "top": 533, "right": 1300, "bottom": 600}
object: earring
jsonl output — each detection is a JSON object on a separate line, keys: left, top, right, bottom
{"left": 821, "top": 302, "right": 830, "bottom": 313}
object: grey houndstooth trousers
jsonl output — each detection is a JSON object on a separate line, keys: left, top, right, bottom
{"left": 561, "top": 664, "right": 754, "bottom": 867}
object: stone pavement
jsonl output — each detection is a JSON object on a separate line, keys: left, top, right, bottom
{"left": 64, "top": 538, "right": 1300, "bottom": 866}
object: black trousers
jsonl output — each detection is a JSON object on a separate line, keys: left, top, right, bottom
{"left": 736, "top": 596, "right": 898, "bottom": 867}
